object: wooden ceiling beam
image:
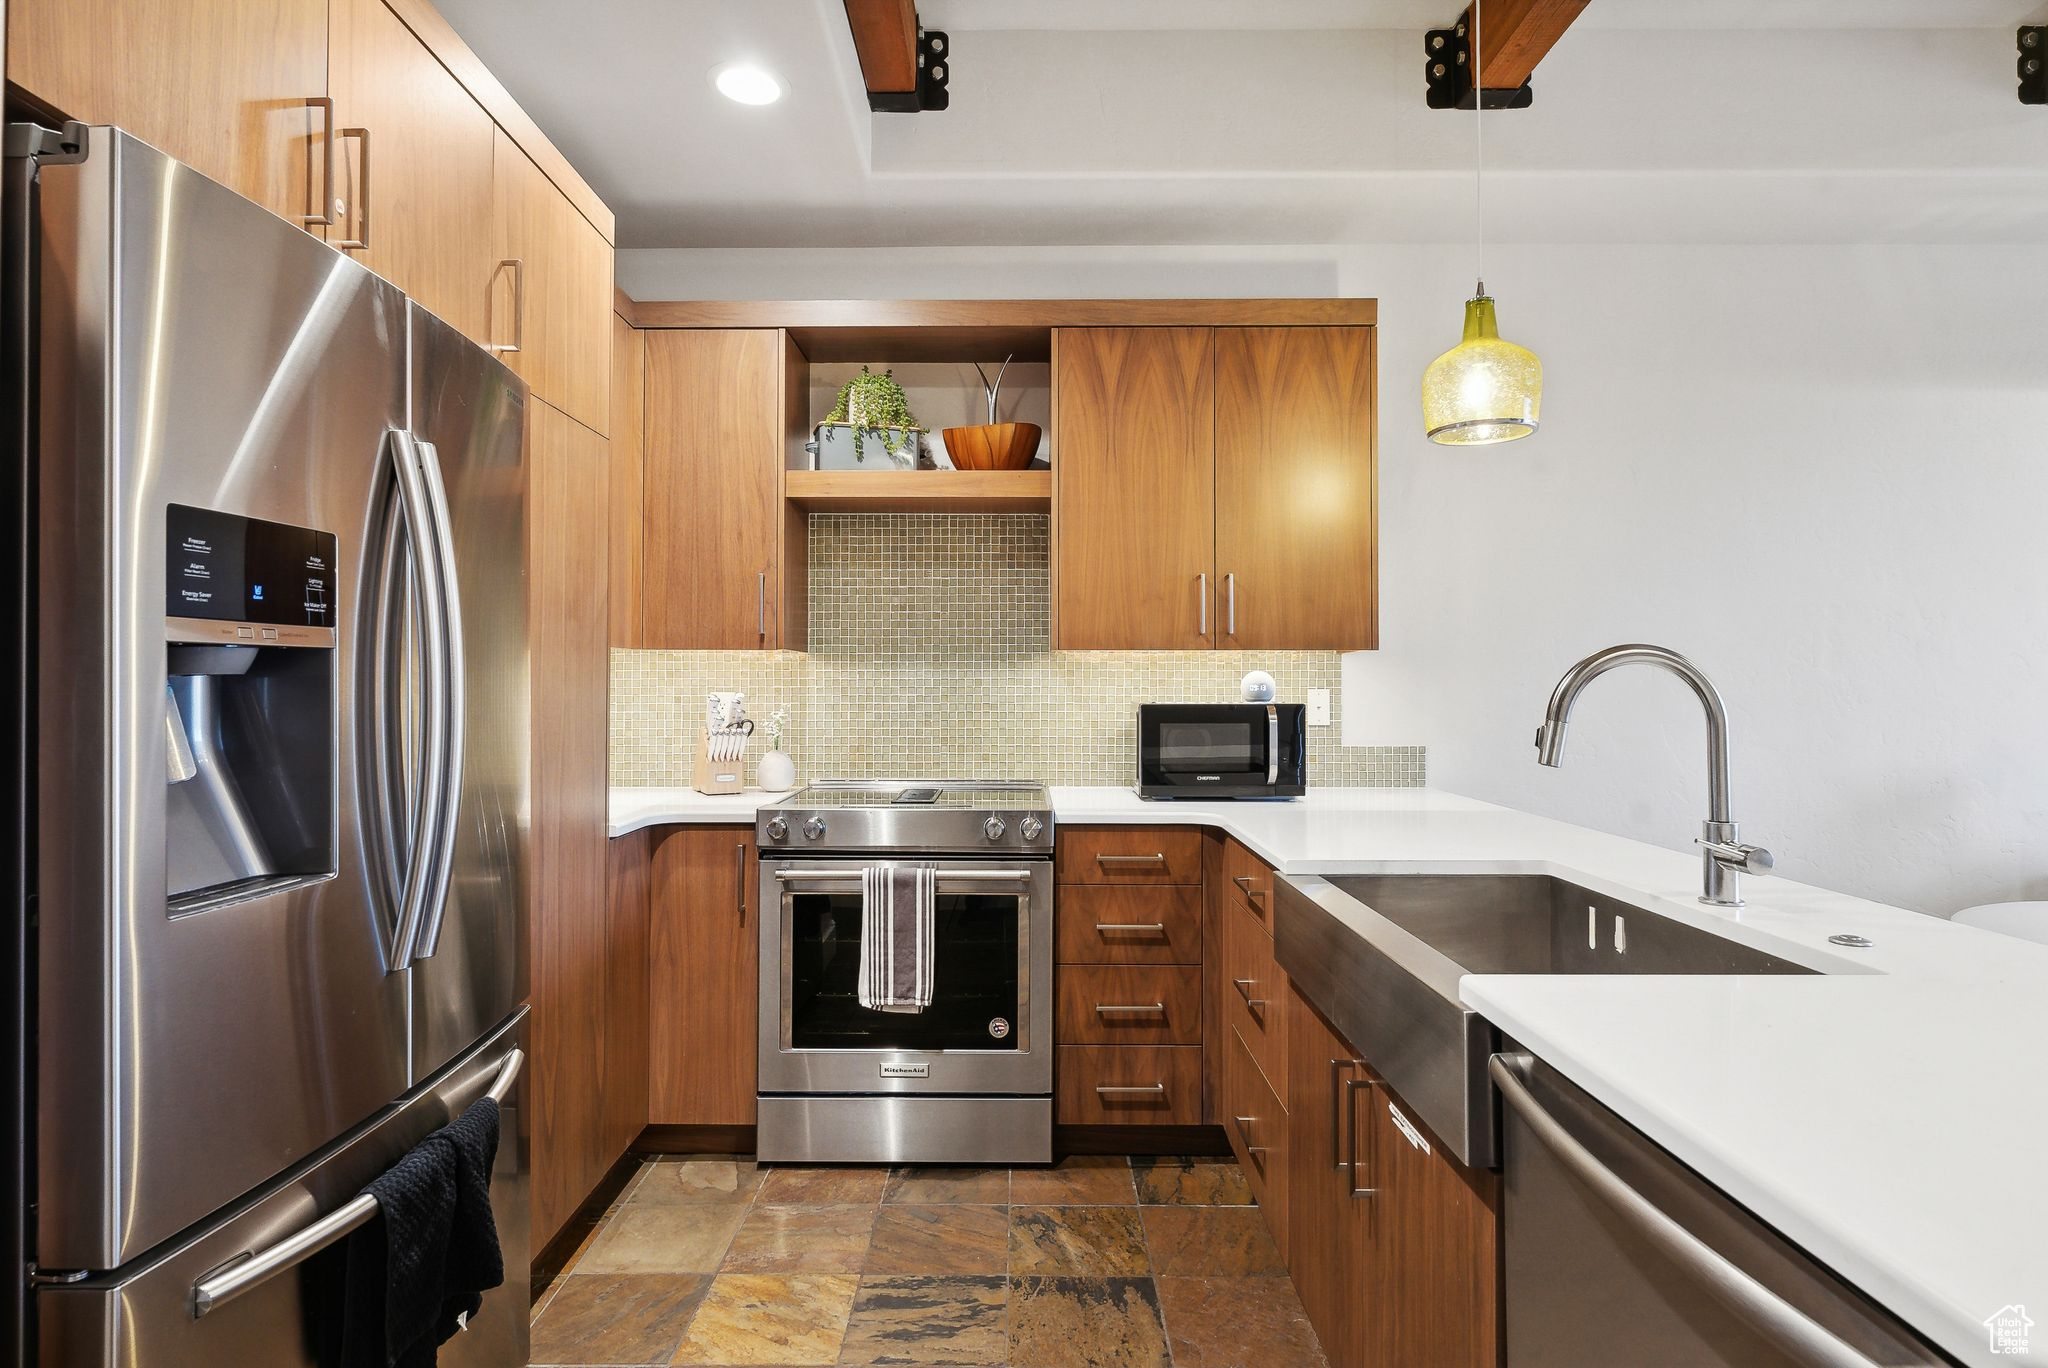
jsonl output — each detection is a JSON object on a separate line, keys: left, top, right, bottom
{"left": 843, "top": 0, "right": 920, "bottom": 97}
{"left": 1470, "top": 0, "right": 1589, "bottom": 89}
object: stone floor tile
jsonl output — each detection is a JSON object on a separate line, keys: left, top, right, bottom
{"left": 1153, "top": 1275, "right": 1328, "bottom": 1368}
{"left": 864, "top": 1204, "right": 1011, "bottom": 1276}
{"left": 1005, "top": 1276, "right": 1169, "bottom": 1368}
{"left": 577, "top": 1203, "right": 749, "bottom": 1275}
{"left": 528, "top": 1272, "right": 710, "bottom": 1365}
{"left": 1008, "top": 1205, "right": 1149, "bottom": 1277}
{"left": 720, "top": 1204, "right": 878, "bottom": 1273}
{"left": 1129, "top": 1157, "right": 1255, "bottom": 1207}
{"left": 668, "top": 1273, "right": 860, "bottom": 1365}
{"left": 1140, "top": 1206, "right": 1286, "bottom": 1277}
{"left": 838, "top": 1274, "right": 1008, "bottom": 1365}
{"left": 1009, "top": 1156, "right": 1136, "bottom": 1206}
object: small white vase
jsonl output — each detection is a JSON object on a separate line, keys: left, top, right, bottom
{"left": 758, "top": 750, "right": 797, "bottom": 793}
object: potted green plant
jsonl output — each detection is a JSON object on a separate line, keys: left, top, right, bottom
{"left": 810, "top": 367, "right": 924, "bottom": 469}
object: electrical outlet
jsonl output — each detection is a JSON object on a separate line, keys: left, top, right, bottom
{"left": 1307, "top": 688, "right": 1332, "bottom": 726}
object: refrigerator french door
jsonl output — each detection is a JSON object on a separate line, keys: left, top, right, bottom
{"left": 9, "top": 125, "right": 529, "bottom": 1366}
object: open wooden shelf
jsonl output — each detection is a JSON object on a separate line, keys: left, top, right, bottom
{"left": 783, "top": 468, "right": 1052, "bottom": 514}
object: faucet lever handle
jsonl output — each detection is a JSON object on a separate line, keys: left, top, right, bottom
{"left": 1698, "top": 838, "right": 1774, "bottom": 875}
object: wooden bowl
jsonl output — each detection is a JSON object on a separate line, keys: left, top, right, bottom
{"left": 942, "top": 422, "right": 1041, "bottom": 471}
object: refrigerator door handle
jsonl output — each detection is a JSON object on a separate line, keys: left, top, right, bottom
{"left": 188, "top": 1047, "right": 525, "bottom": 1319}
{"left": 408, "top": 435, "right": 464, "bottom": 961}
{"left": 383, "top": 429, "right": 449, "bottom": 974}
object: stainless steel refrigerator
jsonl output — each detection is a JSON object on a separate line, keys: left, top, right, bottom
{"left": 4, "top": 123, "right": 530, "bottom": 1367}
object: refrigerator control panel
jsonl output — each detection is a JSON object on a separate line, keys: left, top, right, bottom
{"left": 167, "top": 504, "right": 336, "bottom": 628}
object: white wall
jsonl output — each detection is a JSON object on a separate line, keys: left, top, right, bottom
{"left": 620, "top": 243, "right": 2048, "bottom": 916}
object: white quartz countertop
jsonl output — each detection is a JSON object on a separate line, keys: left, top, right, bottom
{"left": 610, "top": 783, "right": 2046, "bottom": 1363}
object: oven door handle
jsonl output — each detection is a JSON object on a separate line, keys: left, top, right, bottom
{"left": 771, "top": 868, "right": 1033, "bottom": 883}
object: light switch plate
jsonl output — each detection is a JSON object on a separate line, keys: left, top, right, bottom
{"left": 1307, "top": 688, "right": 1332, "bottom": 726}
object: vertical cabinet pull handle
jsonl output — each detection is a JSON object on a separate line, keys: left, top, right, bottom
{"left": 491, "top": 259, "right": 525, "bottom": 354}
{"left": 757, "top": 570, "right": 767, "bottom": 639}
{"left": 1329, "top": 1058, "right": 1354, "bottom": 1169}
{"left": 1345, "top": 1075, "right": 1378, "bottom": 1197}
{"left": 1225, "top": 572, "right": 1237, "bottom": 637}
{"left": 302, "top": 97, "right": 337, "bottom": 226}
{"left": 1197, "top": 572, "right": 1208, "bottom": 637}
{"left": 335, "top": 126, "right": 371, "bottom": 250}
{"left": 735, "top": 843, "right": 747, "bottom": 919}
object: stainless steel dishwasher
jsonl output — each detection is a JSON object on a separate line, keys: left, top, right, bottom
{"left": 1492, "top": 1054, "right": 1958, "bottom": 1368}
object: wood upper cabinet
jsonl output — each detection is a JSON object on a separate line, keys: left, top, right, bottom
{"left": 491, "top": 127, "right": 614, "bottom": 435}
{"left": 1214, "top": 326, "right": 1378, "bottom": 650}
{"left": 1053, "top": 324, "right": 1376, "bottom": 650}
{"left": 648, "top": 825, "right": 759, "bottom": 1126}
{"left": 8, "top": 0, "right": 329, "bottom": 227}
{"left": 608, "top": 312, "right": 646, "bottom": 646}
{"left": 642, "top": 329, "right": 788, "bottom": 649}
{"left": 528, "top": 400, "right": 612, "bottom": 1251}
{"left": 328, "top": 0, "right": 497, "bottom": 345}
{"left": 1053, "top": 327, "right": 1215, "bottom": 650}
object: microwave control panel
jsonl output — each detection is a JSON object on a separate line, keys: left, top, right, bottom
{"left": 166, "top": 503, "right": 336, "bottom": 629}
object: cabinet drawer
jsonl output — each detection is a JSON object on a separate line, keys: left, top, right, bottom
{"left": 1056, "top": 1046, "right": 1202, "bottom": 1125}
{"left": 1056, "top": 965, "right": 1201, "bottom": 1044}
{"left": 1223, "top": 837, "right": 1276, "bottom": 931}
{"left": 1221, "top": 895, "right": 1289, "bottom": 1093}
{"left": 1223, "top": 1024, "right": 1289, "bottom": 1251}
{"left": 1056, "top": 885, "right": 1202, "bottom": 964}
{"left": 1057, "top": 827, "right": 1204, "bottom": 884}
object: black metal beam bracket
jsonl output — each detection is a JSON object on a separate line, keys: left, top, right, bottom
{"left": 868, "top": 26, "right": 950, "bottom": 113}
{"left": 1425, "top": 19, "right": 1533, "bottom": 110}
{"left": 2021, "top": 27, "right": 2045, "bottom": 105}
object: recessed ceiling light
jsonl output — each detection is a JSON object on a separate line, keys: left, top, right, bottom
{"left": 712, "top": 62, "right": 785, "bottom": 106}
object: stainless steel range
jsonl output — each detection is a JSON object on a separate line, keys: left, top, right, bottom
{"left": 756, "top": 782, "right": 1054, "bottom": 1164}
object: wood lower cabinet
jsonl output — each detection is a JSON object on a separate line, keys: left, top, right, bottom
{"left": 1053, "top": 327, "right": 1215, "bottom": 650}
{"left": 1054, "top": 828, "right": 1203, "bottom": 1130}
{"left": 1281, "top": 983, "right": 1500, "bottom": 1368}
{"left": 1055, "top": 1045, "right": 1202, "bottom": 1125}
{"left": 1373, "top": 1083, "right": 1499, "bottom": 1367}
{"left": 329, "top": 0, "right": 497, "bottom": 345}
{"left": 1287, "top": 987, "right": 1373, "bottom": 1368}
{"left": 491, "top": 126, "right": 613, "bottom": 434}
{"left": 602, "top": 830, "right": 652, "bottom": 1171}
{"left": 1214, "top": 326, "right": 1378, "bottom": 650}
{"left": 642, "top": 329, "right": 788, "bottom": 649}
{"left": 647, "top": 825, "right": 759, "bottom": 1126}
{"left": 8, "top": 0, "right": 329, "bottom": 228}
{"left": 1222, "top": 1022, "right": 1289, "bottom": 1252}
{"left": 528, "top": 400, "right": 612, "bottom": 1251}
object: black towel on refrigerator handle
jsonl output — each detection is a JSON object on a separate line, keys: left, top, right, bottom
{"left": 338, "top": 1096, "right": 504, "bottom": 1368}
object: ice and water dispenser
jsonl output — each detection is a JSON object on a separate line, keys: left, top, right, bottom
{"left": 164, "top": 504, "right": 337, "bottom": 907}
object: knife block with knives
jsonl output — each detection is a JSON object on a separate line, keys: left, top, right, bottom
{"left": 692, "top": 727, "right": 749, "bottom": 794}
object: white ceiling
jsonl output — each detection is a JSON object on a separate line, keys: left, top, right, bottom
{"left": 434, "top": 0, "right": 2048, "bottom": 248}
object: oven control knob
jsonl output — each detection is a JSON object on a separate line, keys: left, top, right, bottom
{"left": 983, "top": 815, "right": 1007, "bottom": 841}
{"left": 765, "top": 816, "right": 788, "bottom": 842}
{"left": 802, "top": 817, "right": 826, "bottom": 841}
{"left": 1020, "top": 816, "right": 1044, "bottom": 841}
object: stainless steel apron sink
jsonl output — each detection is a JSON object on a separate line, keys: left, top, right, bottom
{"left": 1274, "top": 873, "right": 1815, "bottom": 1168}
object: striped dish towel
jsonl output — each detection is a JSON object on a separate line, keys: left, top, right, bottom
{"left": 858, "top": 864, "right": 936, "bottom": 1014}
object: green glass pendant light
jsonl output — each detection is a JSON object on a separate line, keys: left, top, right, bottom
{"left": 1422, "top": 0, "right": 1542, "bottom": 445}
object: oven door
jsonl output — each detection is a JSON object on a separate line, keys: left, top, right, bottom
{"left": 758, "top": 859, "right": 1054, "bottom": 1097}
{"left": 1137, "top": 703, "right": 1306, "bottom": 798}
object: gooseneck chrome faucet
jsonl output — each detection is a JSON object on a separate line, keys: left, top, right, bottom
{"left": 1534, "top": 644, "right": 1773, "bottom": 907}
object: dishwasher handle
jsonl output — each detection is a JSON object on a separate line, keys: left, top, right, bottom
{"left": 1489, "top": 1054, "right": 1893, "bottom": 1368}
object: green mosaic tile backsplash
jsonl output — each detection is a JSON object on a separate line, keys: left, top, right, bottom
{"left": 609, "top": 514, "right": 1425, "bottom": 788}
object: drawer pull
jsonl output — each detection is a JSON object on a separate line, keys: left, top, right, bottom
{"left": 1095, "top": 1083, "right": 1167, "bottom": 1097}
{"left": 1095, "top": 1002, "right": 1166, "bottom": 1016}
{"left": 1345, "top": 1076, "right": 1379, "bottom": 1198}
{"left": 1094, "top": 922, "right": 1167, "bottom": 933}
{"left": 1232, "top": 977, "right": 1267, "bottom": 1010}
{"left": 1097, "top": 853, "right": 1166, "bottom": 866}
{"left": 1232, "top": 1114, "right": 1268, "bottom": 1157}
{"left": 1232, "top": 874, "right": 1268, "bottom": 903}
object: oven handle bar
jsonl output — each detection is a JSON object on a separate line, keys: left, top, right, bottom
{"left": 771, "top": 868, "right": 1033, "bottom": 883}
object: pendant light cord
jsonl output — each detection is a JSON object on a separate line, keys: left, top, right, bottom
{"left": 1473, "top": 0, "right": 1484, "bottom": 296}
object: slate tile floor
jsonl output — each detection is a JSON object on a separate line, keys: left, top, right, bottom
{"left": 530, "top": 1155, "right": 1328, "bottom": 1368}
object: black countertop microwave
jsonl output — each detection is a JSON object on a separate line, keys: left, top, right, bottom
{"left": 1136, "top": 703, "right": 1307, "bottom": 799}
